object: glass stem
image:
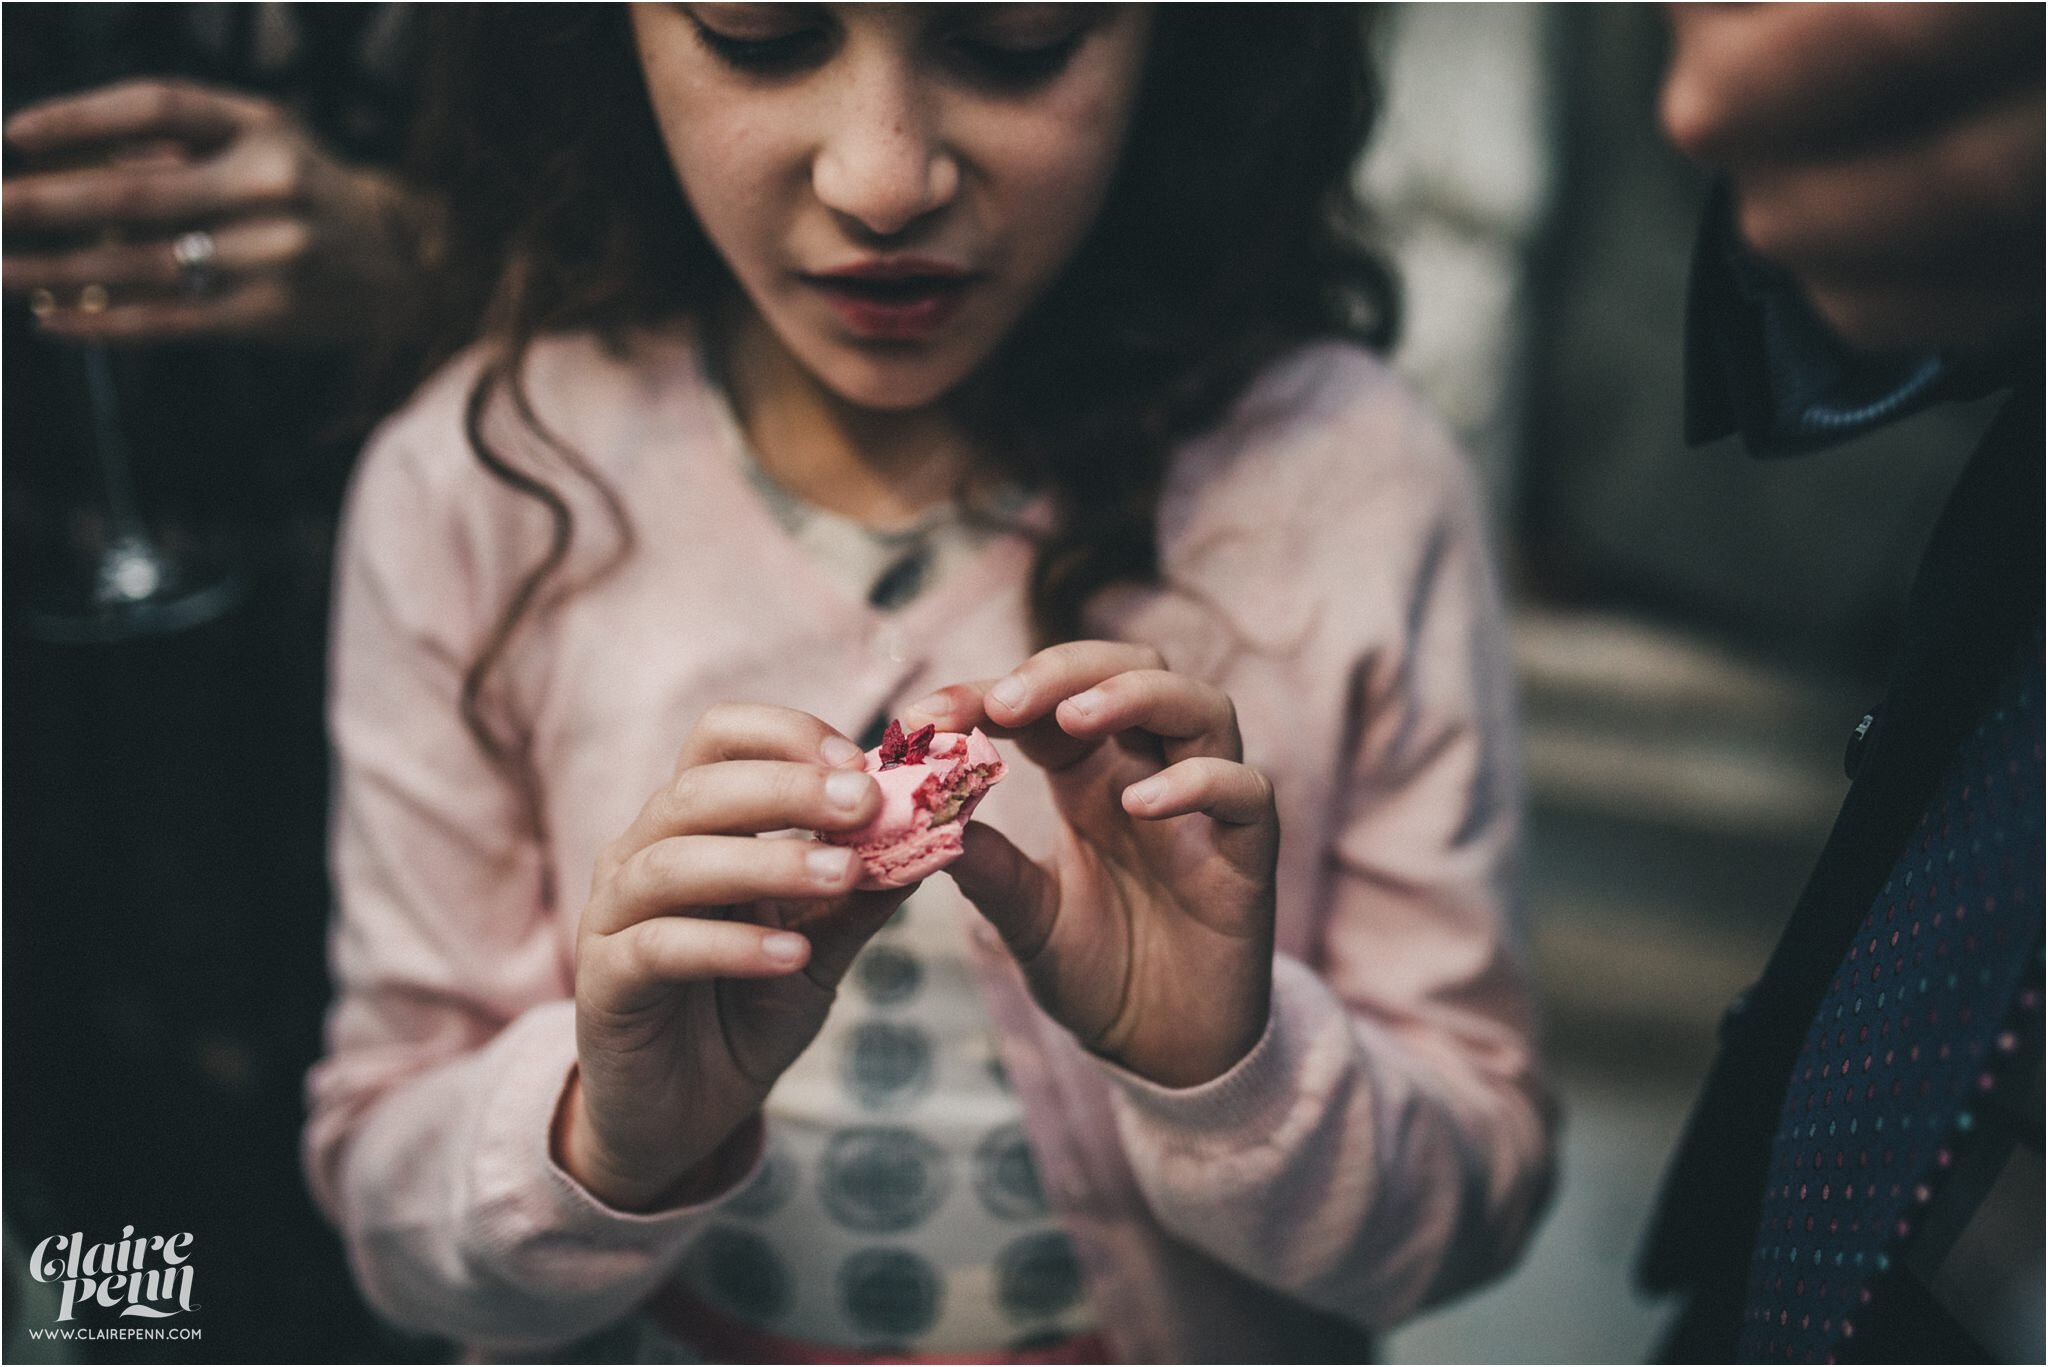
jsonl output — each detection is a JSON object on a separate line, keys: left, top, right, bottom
{"left": 80, "top": 343, "right": 150, "bottom": 543}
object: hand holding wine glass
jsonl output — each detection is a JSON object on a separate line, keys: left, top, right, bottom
{"left": 3, "top": 77, "right": 432, "bottom": 345}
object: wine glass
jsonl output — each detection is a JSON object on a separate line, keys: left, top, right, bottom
{"left": 14, "top": 229, "right": 248, "bottom": 642}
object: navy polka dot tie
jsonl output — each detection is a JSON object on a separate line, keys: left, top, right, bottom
{"left": 1740, "top": 647, "right": 2043, "bottom": 1362}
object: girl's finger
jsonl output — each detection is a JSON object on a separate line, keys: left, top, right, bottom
{"left": 907, "top": 640, "right": 1172, "bottom": 777}
{"left": 4, "top": 215, "right": 312, "bottom": 293}
{"left": 32, "top": 276, "right": 290, "bottom": 343}
{"left": 903, "top": 676, "right": 1096, "bottom": 774}
{"left": 1054, "top": 668, "right": 1243, "bottom": 764}
{"left": 675, "top": 701, "right": 868, "bottom": 775}
{"left": 593, "top": 834, "right": 861, "bottom": 934}
{"left": 600, "top": 914, "right": 812, "bottom": 991}
{"left": 983, "top": 640, "right": 1171, "bottom": 727}
{"left": 4, "top": 79, "right": 267, "bottom": 156}
{"left": 944, "top": 822, "right": 1060, "bottom": 966}
{"left": 598, "top": 700, "right": 866, "bottom": 885}
{"left": 1122, "top": 756, "right": 1276, "bottom": 828}
{"left": 899, "top": 680, "right": 991, "bottom": 732}
{"left": 602, "top": 760, "right": 878, "bottom": 874}
{"left": 795, "top": 884, "right": 920, "bottom": 987}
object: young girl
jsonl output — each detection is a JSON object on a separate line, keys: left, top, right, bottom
{"left": 303, "top": 6, "right": 1554, "bottom": 1361}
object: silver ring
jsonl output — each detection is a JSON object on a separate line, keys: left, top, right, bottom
{"left": 171, "top": 230, "right": 217, "bottom": 297}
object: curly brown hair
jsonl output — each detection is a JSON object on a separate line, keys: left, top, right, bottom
{"left": 410, "top": 4, "right": 1397, "bottom": 760}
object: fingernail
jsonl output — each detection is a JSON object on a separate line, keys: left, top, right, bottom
{"left": 1127, "top": 779, "right": 1164, "bottom": 808}
{"left": 762, "top": 932, "right": 808, "bottom": 963}
{"left": 1066, "top": 689, "right": 1104, "bottom": 718}
{"left": 907, "top": 692, "right": 949, "bottom": 719}
{"left": 820, "top": 734, "right": 864, "bottom": 767}
{"left": 826, "top": 770, "right": 871, "bottom": 810}
{"left": 807, "top": 845, "right": 856, "bottom": 883}
{"left": 990, "top": 676, "right": 1026, "bottom": 712}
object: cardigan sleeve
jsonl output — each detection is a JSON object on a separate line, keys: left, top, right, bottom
{"left": 300, "top": 414, "right": 755, "bottom": 1355}
{"left": 1097, "top": 399, "right": 1558, "bottom": 1328}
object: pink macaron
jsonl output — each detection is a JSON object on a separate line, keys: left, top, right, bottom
{"left": 821, "top": 720, "right": 1007, "bottom": 890}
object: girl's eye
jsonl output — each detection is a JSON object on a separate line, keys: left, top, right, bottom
{"left": 948, "top": 29, "right": 1089, "bottom": 88}
{"left": 688, "top": 17, "right": 832, "bottom": 76}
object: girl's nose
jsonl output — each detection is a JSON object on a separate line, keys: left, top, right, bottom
{"left": 812, "top": 69, "right": 960, "bottom": 239}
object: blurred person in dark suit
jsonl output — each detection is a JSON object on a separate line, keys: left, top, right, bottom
{"left": 1, "top": 6, "right": 443, "bottom": 1359}
{"left": 1639, "top": 5, "right": 2042, "bottom": 1361}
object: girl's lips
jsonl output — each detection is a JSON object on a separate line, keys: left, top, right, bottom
{"left": 800, "top": 267, "right": 979, "bottom": 342}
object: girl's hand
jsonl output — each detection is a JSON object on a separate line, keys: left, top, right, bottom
{"left": 2, "top": 79, "right": 431, "bottom": 345}
{"left": 907, "top": 643, "right": 1280, "bottom": 1089}
{"left": 559, "top": 704, "right": 912, "bottom": 1212}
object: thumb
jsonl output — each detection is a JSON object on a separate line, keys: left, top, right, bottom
{"left": 947, "top": 822, "right": 1057, "bottom": 960}
{"left": 801, "top": 884, "right": 917, "bottom": 985}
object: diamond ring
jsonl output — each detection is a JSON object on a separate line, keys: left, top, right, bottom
{"left": 172, "top": 230, "right": 218, "bottom": 297}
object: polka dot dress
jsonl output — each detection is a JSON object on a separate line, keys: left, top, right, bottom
{"left": 1740, "top": 651, "right": 2044, "bottom": 1363}
{"left": 651, "top": 887, "right": 1098, "bottom": 1358}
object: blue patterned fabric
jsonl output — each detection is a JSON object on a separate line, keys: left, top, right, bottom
{"left": 1725, "top": 234, "right": 1949, "bottom": 448}
{"left": 1740, "top": 647, "right": 2044, "bottom": 1362}
{"left": 1682, "top": 186, "right": 1958, "bottom": 456}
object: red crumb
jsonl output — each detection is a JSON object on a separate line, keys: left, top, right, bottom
{"left": 903, "top": 724, "right": 935, "bottom": 764}
{"left": 879, "top": 719, "right": 937, "bottom": 770}
{"left": 878, "top": 719, "right": 908, "bottom": 767}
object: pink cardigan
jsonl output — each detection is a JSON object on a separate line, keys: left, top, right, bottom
{"left": 302, "top": 328, "right": 1555, "bottom": 1361}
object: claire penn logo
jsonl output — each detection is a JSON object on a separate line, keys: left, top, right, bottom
{"left": 29, "top": 1226, "right": 199, "bottom": 1322}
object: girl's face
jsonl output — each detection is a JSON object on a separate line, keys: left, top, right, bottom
{"left": 632, "top": 4, "right": 1153, "bottom": 411}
